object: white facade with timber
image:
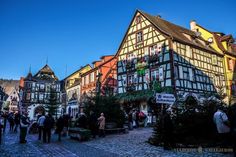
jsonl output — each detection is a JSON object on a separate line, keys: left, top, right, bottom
{"left": 116, "top": 10, "right": 226, "bottom": 109}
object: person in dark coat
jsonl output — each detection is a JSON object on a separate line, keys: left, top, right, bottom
{"left": 43, "top": 114, "right": 54, "bottom": 143}
{"left": 135, "top": 110, "right": 140, "bottom": 128}
{"left": 19, "top": 112, "right": 30, "bottom": 143}
{"left": 88, "top": 111, "right": 97, "bottom": 138}
{"left": 2, "top": 112, "right": 8, "bottom": 133}
{"left": 162, "top": 108, "right": 174, "bottom": 150}
{"left": 128, "top": 111, "right": 133, "bottom": 130}
{"left": 8, "top": 113, "right": 15, "bottom": 132}
{"left": 14, "top": 112, "right": 20, "bottom": 133}
{"left": 56, "top": 116, "right": 64, "bottom": 141}
{"left": 63, "top": 114, "right": 69, "bottom": 136}
{"left": 78, "top": 113, "right": 87, "bottom": 129}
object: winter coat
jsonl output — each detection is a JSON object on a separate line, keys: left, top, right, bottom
{"left": 98, "top": 115, "right": 105, "bottom": 130}
{"left": 43, "top": 116, "right": 54, "bottom": 129}
{"left": 56, "top": 117, "right": 64, "bottom": 132}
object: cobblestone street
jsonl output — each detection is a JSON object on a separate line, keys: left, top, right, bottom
{"left": 0, "top": 127, "right": 234, "bottom": 157}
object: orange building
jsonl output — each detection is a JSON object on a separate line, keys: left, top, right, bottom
{"left": 80, "top": 55, "right": 117, "bottom": 97}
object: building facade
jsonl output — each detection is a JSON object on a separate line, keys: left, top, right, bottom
{"left": 22, "top": 64, "right": 61, "bottom": 120}
{"left": 192, "top": 22, "right": 236, "bottom": 104}
{"left": 80, "top": 55, "right": 117, "bottom": 100}
{"left": 0, "top": 86, "right": 7, "bottom": 110}
{"left": 116, "top": 10, "right": 226, "bottom": 113}
{"left": 64, "top": 65, "right": 92, "bottom": 118}
{"left": 6, "top": 88, "right": 19, "bottom": 112}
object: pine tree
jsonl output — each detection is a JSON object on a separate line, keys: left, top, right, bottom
{"left": 45, "top": 87, "right": 59, "bottom": 117}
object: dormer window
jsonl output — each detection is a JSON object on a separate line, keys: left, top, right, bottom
{"left": 136, "top": 32, "right": 143, "bottom": 43}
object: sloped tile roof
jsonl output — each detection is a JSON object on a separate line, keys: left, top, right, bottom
{"left": 138, "top": 10, "right": 221, "bottom": 55}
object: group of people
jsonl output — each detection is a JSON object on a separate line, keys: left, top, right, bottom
{"left": 128, "top": 109, "right": 152, "bottom": 130}
{"left": 0, "top": 111, "right": 31, "bottom": 144}
{"left": 0, "top": 111, "right": 21, "bottom": 133}
{"left": 37, "top": 114, "right": 71, "bottom": 143}
{"left": 75, "top": 111, "right": 106, "bottom": 138}
{"left": 0, "top": 111, "right": 24, "bottom": 144}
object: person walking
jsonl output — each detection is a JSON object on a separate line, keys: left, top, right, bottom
{"left": 63, "top": 114, "right": 69, "bottom": 136}
{"left": 19, "top": 112, "right": 30, "bottom": 143}
{"left": 128, "top": 111, "right": 133, "bottom": 130}
{"left": 14, "top": 112, "right": 20, "bottom": 133}
{"left": 213, "top": 105, "right": 231, "bottom": 147}
{"left": 56, "top": 116, "right": 64, "bottom": 141}
{"left": 3, "top": 112, "right": 8, "bottom": 133}
{"left": 89, "top": 111, "right": 97, "bottom": 138}
{"left": 162, "top": 108, "right": 174, "bottom": 150}
{"left": 98, "top": 113, "right": 105, "bottom": 137}
{"left": 135, "top": 110, "right": 140, "bottom": 128}
{"left": 8, "top": 113, "right": 15, "bottom": 132}
{"left": 43, "top": 114, "right": 54, "bottom": 143}
{"left": 37, "top": 114, "right": 45, "bottom": 141}
{"left": 78, "top": 113, "right": 87, "bottom": 129}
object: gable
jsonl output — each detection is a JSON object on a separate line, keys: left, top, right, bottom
{"left": 117, "top": 11, "right": 168, "bottom": 61}
{"left": 195, "top": 25, "right": 223, "bottom": 53}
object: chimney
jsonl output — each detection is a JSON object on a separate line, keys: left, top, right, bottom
{"left": 190, "top": 20, "right": 197, "bottom": 32}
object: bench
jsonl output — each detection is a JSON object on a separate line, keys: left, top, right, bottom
{"left": 105, "top": 128, "right": 126, "bottom": 134}
{"left": 68, "top": 128, "right": 91, "bottom": 141}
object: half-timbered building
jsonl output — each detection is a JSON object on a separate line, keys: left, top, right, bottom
{"left": 22, "top": 64, "right": 61, "bottom": 120}
{"left": 192, "top": 22, "right": 236, "bottom": 104}
{"left": 116, "top": 10, "right": 226, "bottom": 113}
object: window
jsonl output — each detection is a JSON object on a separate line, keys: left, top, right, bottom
{"left": 228, "top": 58, "right": 235, "bottom": 71}
{"left": 39, "top": 93, "right": 44, "bottom": 101}
{"left": 159, "top": 67, "right": 164, "bottom": 81}
{"left": 136, "top": 32, "right": 143, "bottom": 43}
{"left": 90, "top": 72, "right": 94, "bottom": 82}
{"left": 40, "top": 84, "right": 45, "bottom": 90}
{"left": 31, "top": 93, "right": 34, "bottom": 100}
{"left": 128, "top": 75, "right": 133, "bottom": 84}
{"left": 26, "top": 93, "right": 30, "bottom": 100}
{"left": 174, "top": 65, "right": 179, "bottom": 79}
{"left": 86, "top": 75, "right": 89, "bottom": 85}
{"left": 151, "top": 70, "right": 159, "bottom": 81}
{"left": 144, "top": 70, "right": 150, "bottom": 83}
{"left": 186, "top": 46, "right": 192, "bottom": 58}
{"left": 149, "top": 45, "right": 158, "bottom": 55}
{"left": 179, "top": 66, "right": 183, "bottom": 79}
{"left": 212, "top": 55, "right": 217, "bottom": 65}
{"left": 122, "top": 75, "right": 127, "bottom": 86}
{"left": 136, "top": 15, "right": 141, "bottom": 24}
{"left": 189, "top": 68, "right": 195, "bottom": 81}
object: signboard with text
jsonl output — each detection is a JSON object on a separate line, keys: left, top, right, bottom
{"left": 156, "top": 93, "right": 176, "bottom": 105}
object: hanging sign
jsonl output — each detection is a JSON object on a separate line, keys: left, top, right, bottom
{"left": 156, "top": 93, "right": 176, "bottom": 105}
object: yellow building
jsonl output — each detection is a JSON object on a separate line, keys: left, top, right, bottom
{"left": 64, "top": 64, "right": 92, "bottom": 117}
{"left": 192, "top": 22, "right": 236, "bottom": 104}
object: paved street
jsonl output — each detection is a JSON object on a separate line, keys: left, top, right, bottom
{"left": 0, "top": 127, "right": 234, "bottom": 157}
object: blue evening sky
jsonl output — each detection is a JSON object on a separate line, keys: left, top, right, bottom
{"left": 0, "top": 0, "right": 235, "bottom": 80}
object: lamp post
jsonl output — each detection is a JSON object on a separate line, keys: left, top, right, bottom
{"left": 96, "top": 73, "right": 102, "bottom": 96}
